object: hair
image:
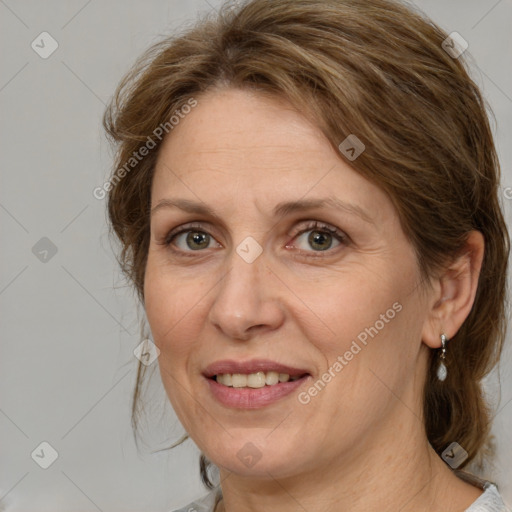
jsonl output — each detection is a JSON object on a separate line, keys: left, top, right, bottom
{"left": 103, "top": 0, "right": 509, "bottom": 489}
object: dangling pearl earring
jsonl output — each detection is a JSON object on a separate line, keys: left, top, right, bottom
{"left": 437, "top": 334, "right": 448, "bottom": 381}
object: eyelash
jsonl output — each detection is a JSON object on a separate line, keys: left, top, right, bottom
{"left": 162, "top": 220, "right": 349, "bottom": 258}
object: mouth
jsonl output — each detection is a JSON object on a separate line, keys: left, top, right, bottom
{"left": 212, "top": 371, "right": 307, "bottom": 388}
{"left": 203, "top": 359, "right": 312, "bottom": 408}
{"left": 203, "top": 359, "right": 311, "bottom": 382}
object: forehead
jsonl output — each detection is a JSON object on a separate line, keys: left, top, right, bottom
{"left": 158, "top": 88, "right": 331, "bottom": 171}
{"left": 151, "top": 88, "right": 391, "bottom": 225}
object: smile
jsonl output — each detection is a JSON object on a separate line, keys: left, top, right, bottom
{"left": 214, "top": 371, "right": 303, "bottom": 388}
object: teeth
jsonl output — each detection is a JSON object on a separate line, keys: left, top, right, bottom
{"left": 217, "top": 373, "right": 232, "bottom": 386}
{"left": 215, "top": 371, "right": 303, "bottom": 387}
{"left": 265, "top": 371, "right": 279, "bottom": 385}
{"left": 247, "top": 372, "right": 266, "bottom": 388}
{"left": 231, "top": 374, "right": 247, "bottom": 388}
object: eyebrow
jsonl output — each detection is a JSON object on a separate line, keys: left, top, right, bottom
{"left": 150, "top": 197, "right": 374, "bottom": 224}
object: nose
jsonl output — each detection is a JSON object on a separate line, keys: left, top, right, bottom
{"left": 207, "top": 245, "right": 285, "bottom": 341}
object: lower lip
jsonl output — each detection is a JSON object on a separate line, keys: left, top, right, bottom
{"left": 205, "top": 376, "right": 310, "bottom": 409}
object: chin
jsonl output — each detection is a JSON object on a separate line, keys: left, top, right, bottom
{"left": 199, "top": 431, "right": 313, "bottom": 479}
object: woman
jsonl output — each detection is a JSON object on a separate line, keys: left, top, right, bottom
{"left": 103, "top": 0, "right": 510, "bottom": 510}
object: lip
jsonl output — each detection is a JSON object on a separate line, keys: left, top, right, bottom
{"left": 203, "top": 359, "right": 311, "bottom": 378}
{"left": 202, "top": 359, "right": 312, "bottom": 409}
{"left": 206, "top": 376, "right": 310, "bottom": 409}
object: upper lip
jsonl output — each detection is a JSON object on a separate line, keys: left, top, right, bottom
{"left": 203, "top": 359, "right": 311, "bottom": 378}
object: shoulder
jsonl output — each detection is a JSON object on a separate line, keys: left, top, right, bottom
{"left": 169, "top": 487, "right": 222, "bottom": 512}
{"left": 455, "top": 471, "right": 510, "bottom": 512}
{"left": 464, "top": 483, "right": 509, "bottom": 511}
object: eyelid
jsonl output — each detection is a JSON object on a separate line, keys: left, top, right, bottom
{"left": 163, "top": 221, "right": 216, "bottom": 245}
{"left": 288, "top": 220, "right": 347, "bottom": 241}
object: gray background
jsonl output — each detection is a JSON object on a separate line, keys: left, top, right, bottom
{"left": 0, "top": 0, "right": 511, "bottom": 510}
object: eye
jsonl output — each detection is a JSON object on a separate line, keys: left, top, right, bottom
{"left": 287, "top": 221, "right": 348, "bottom": 255}
{"left": 164, "top": 223, "right": 221, "bottom": 253}
{"left": 161, "top": 220, "right": 348, "bottom": 257}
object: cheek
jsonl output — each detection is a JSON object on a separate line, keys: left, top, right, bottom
{"left": 144, "top": 267, "right": 207, "bottom": 422}
{"left": 295, "top": 266, "right": 421, "bottom": 411}
{"left": 291, "top": 269, "right": 403, "bottom": 355}
{"left": 144, "top": 263, "right": 205, "bottom": 359}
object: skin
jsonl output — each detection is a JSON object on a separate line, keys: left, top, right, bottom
{"left": 144, "top": 88, "right": 485, "bottom": 512}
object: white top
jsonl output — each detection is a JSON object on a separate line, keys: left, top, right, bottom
{"left": 170, "top": 475, "right": 509, "bottom": 512}
{"left": 465, "top": 483, "right": 509, "bottom": 512}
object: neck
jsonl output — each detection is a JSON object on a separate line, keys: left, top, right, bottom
{"left": 215, "top": 400, "right": 480, "bottom": 511}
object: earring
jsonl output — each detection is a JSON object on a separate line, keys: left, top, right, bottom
{"left": 437, "top": 334, "right": 448, "bottom": 381}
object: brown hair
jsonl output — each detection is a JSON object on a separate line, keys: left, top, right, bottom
{"left": 103, "top": 0, "right": 509, "bottom": 488}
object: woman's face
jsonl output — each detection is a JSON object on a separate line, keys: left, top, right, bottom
{"left": 145, "top": 88, "right": 432, "bottom": 478}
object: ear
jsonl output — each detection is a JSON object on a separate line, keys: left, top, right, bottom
{"left": 421, "top": 230, "right": 485, "bottom": 349}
